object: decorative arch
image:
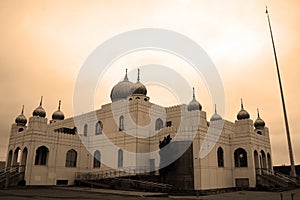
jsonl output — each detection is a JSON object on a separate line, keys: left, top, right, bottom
{"left": 217, "top": 147, "right": 224, "bottom": 167}
{"left": 65, "top": 149, "right": 77, "bottom": 167}
{"left": 119, "top": 116, "right": 124, "bottom": 131}
{"left": 155, "top": 118, "right": 163, "bottom": 131}
{"left": 35, "top": 146, "right": 49, "bottom": 165}
{"left": 118, "top": 149, "right": 123, "bottom": 168}
{"left": 234, "top": 148, "right": 248, "bottom": 167}
{"left": 95, "top": 121, "right": 103, "bottom": 135}
{"left": 93, "top": 150, "right": 101, "bottom": 168}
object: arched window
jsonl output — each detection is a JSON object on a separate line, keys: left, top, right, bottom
{"left": 83, "top": 124, "right": 88, "bottom": 136}
{"left": 267, "top": 153, "right": 272, "bottom": 171}
{"left": 7, "top": 150, "right": 13, "bottom": 167}
{"left": 93, "top": 150, "right": 101, "bottom": 168}
{"left": 155, "top": 118, "right": 163, "bottom": 131}
{"left": 217, "top": 147, "right": 224, "bottom": 167}
{"left": 118, "top": 149, "right": 123, "bottom": 168}
{"left": 65, "top": 149, "right": 77, "bottom": 167}
{"left": 119, "top": 116, "right": 124, "bottom": 131}
{"left": 234, "top": 148, "right": 248, "bottom": 167}
{"left": 21, "top": 147, "right": 28, "bottom": 166}
{"left": 35, "top": 146, "right": 49, "bottom": 165}
{"left": 95, "top": 121, "right": 103, "bottom": 135}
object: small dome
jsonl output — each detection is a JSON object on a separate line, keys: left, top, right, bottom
{"left": 52, "top": 100, "right": 65, "bottom": 120}
{"left": 15, "top": 105, "right": 27, "bottom": 126}
{"left": 254, "top": 109, "right": 265, "bottom": 128}
{"left": 237, "top": 99, "right": 250, "bottom": 120}
{"left": 131, "top": 69, "right": 147, "bottom": 95}
{"left": 110, "top": 69, "right": 134, "bottom": 102}
{"left": 188, "top": 87, "right": 202, "bottom": 111}
{"left": 33, "top": 96, "right": 46, "bottom": 117}
{"left": 210, "top": 104, "right": 222, "bottom": 121}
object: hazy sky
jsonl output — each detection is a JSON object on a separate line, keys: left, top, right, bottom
{"left": 0, "top": 0, "right": 299, "bottom": 166}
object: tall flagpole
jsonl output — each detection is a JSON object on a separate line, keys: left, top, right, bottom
{"left": 265, "top": 6, "right": 297, "bottom": 178}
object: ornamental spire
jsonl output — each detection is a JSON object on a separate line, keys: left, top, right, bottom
{"left": 39, "top": 96, "right": 43, "bottom": 106}
{"left": 21, "top": 105, "right": 24, "bottom": 115}
{"left": 240, "top": 98, "right": 244, "bottom": 109}
{"left": 124, "top": 68, "right": 128, "bottom": 81}
{"left": 137, "top": 68, "right": 140, "bottom": 82}
{"left": 192, "top": 87, "right": 195, "bottom": 99}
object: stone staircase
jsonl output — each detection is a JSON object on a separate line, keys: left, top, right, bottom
{"left": 75, "top": 169, "right": 172, "bottom": 192}
{"left": 0, "top": 165, "right": 25, "bottom": 188}
{"left": 256, "top": 170, "right": 299, "bottom": 191}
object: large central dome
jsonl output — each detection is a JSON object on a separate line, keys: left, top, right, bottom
{"left": 110, "top": 69, "right": 148, "bottom": 102}
{"left": 110, "top": 69, "right": 134, "bottom": 102}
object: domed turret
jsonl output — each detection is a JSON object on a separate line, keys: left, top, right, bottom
{"left": 237, "top": 99, "right": 250, "bottom": 120}
{"left": 131, "top": 69, "right": 147, "bottom": 95}
{"left": 33, "top": 96, "right": 46, "bottom": 117}
{"left": 254, "top": 108, "right": 265, "bottom": 128}
{"left": 52, "top": 100, "right": 65, "bottom": 120}
{"left": 210, "top": 104, "right": 222, "bottom": 121}
{"left": 188, "top": 87, "right": 202, "bottom": 111}
{"left": 15, "top": 105, "right": 27, "bottom": 126}
{"left": 110, "top": 69, "right": 134, "bottom": 102}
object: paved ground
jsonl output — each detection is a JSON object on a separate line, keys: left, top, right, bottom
{"left": 0, "top": 187, "right": 299, "bottom": 200}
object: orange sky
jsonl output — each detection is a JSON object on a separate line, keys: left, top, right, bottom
{"left": 0, "top": 0, "right": 299, "bottom": 166}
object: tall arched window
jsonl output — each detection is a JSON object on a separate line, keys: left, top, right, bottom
{"left": 155, "top": 118, "right": 163, "bottom": 131}
{"left": 65, "top": 149, "right": 77, "bottom": 167}
{"left": 234, "top": 148, "right": 248, "bottom": 167}
{"left": 93, "top": 150, "right": 101, "bottom": 168}
{"left": 217, "top": 147, "right": 224, "bottom": 167}
{"left": 118, "top": 149, "right": 123, "bottom": 168}
{"left": 119, "top": 116, "right": 124, "bottom": 131}
{"left": 35, "top": 146, "right": 49, "bottom": 165}
{"left": 83, "top": 124, "right": 88, "bottom": 136}
{"left": 95, "top": 121, "right": 103, "bottom": 135}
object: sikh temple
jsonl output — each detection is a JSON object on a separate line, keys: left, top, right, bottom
{"left": 4, "top": 69, "right": 276, "bottom": 192}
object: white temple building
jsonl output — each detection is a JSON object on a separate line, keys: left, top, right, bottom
{"left": 5, "top": 69, "right": 273, "bottom": 191}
